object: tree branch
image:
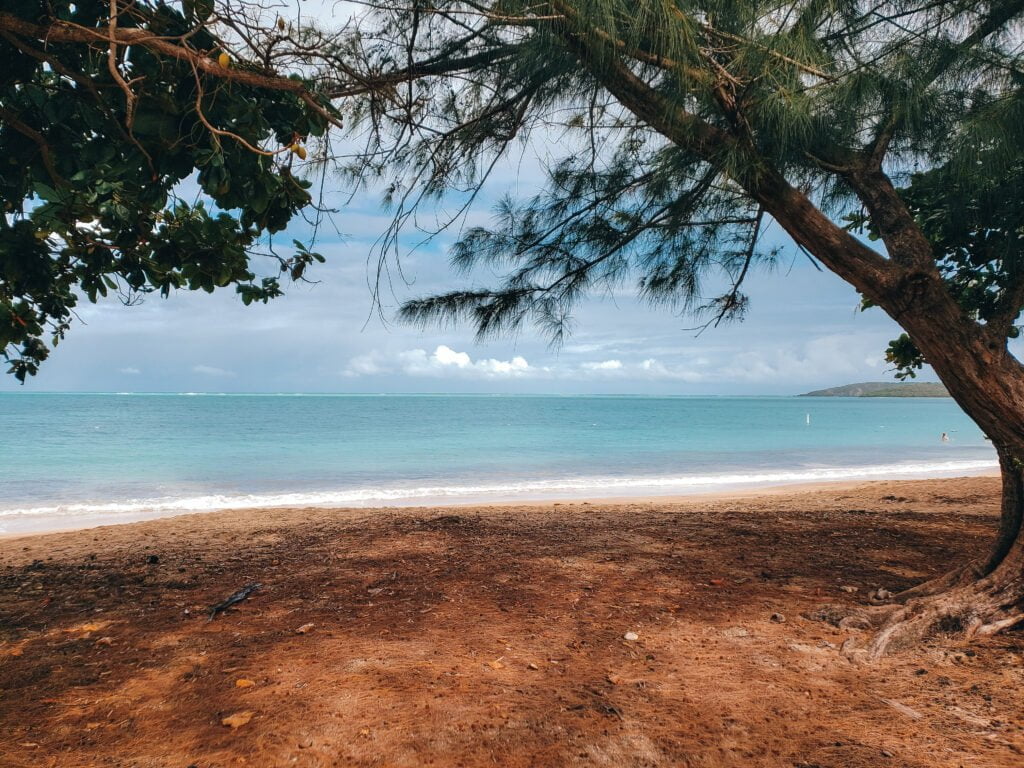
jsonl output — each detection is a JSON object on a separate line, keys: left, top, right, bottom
{"left": 988, "top": 273, "right": 1024, "bottom": 341}
{"left": 106, "top": 0, "right": 139, "bottom": 131}
{"left": 0, "top": 106, "right": 66, "bottom": 187}
{"left": 0, "top": 12, "right": 342, "bottom": 129}
{"left": 844, "top": 166, "right": 937, "bottom": 270}
{"left": 551, "top": 11, "right": 897, "bottom": 304}
{"left": 326, "top": 44, "right": 518, "bottom": 98}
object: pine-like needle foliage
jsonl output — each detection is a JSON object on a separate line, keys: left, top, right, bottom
{"left": 342, "top": 0, "right": 1024, "bottom": 350}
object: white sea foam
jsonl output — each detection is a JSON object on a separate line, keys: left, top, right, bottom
{"left": 0, "top": 459, "right": 997, "bottom": 525}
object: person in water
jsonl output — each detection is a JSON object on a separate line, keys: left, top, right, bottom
{"left": 941, "top": 432, "right": 950, "bottom": 442}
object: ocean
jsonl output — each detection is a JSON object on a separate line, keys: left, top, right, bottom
{"left": 0, "top": 393, "right": 996, "bottom": 533}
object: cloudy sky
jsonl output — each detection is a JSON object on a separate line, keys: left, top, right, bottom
{"left": 3, "top": 184, "right": 921, "bottom": 395}
{"left": 1, "top": 2, "right": 941, "bottom": 396}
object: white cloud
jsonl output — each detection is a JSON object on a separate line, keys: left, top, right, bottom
{"left": 345, "top": 346, "right": 716, "bottom": 383}
{"left": 433, "top": 345, "right": 472, "bottom": 368}
{"left": 483, "top": 357, "right": 532, "bottom": 375}
{"left": 582, "top": 359, "right": 623, "bottom": 371}
{"left": 344, "top": 354, "right": 385, "bottom": 376}
{"left": 193, "top": 365, "right": 236, "bottom": 378}
{"left": 636, "top": 358, "right": 706, "bottom": 382}
{"left": 346, "top": 345, "right": 537, "bottom": 379}
{"left": 119, "top": 367, "right": 141, "bottom": 375}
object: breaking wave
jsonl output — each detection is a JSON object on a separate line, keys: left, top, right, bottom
{"left": 0, "top": 459, "right": 997, "bottom": 524}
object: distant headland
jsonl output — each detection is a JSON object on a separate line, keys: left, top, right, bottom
{"left": 799, "top": 381, "right": 950, "bottom": 398}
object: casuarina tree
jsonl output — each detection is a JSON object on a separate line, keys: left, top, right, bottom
{"left": 341, "top": 0, "right": 1024, "bottom": 656}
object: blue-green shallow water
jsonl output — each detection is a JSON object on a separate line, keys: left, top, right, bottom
{"left": 0, "top": 393, "right": 996, "bottom": 532}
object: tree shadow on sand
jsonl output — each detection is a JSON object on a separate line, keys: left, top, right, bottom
{"left": 1, "top": 485, "right": 1021, "bottom": 767}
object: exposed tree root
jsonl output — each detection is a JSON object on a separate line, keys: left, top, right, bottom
{"left": 839, "top": 578, "right": 1024, "bottom": 661}
{"left": 803, "top": 602, "right": 900, "bottom": 631}
{"left": 813, "top": 448, "right": 1024, "bottom": 660}
{"left": 808, "top": 558, "right": 1024, "bottom": 661}
{"left": 893, "top": 562, "right": 983, "bottom": 601}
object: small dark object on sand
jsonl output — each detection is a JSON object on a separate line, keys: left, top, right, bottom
{"left": 208, "top": 583, "right": 261, "bottom": 621}
{"left": 146, "top": 554, "right": 160, "bottom": 565}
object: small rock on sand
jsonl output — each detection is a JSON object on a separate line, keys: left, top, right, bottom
{"left": 722, "top": 627, "right": 749, "bottom": 638}
{"left": 623, "top": 631, "right": 639, "bottom": 641}
{"left": 222, "top": 711, "right": 254, "bottom": 729}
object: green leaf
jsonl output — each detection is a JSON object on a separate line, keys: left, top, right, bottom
{"left": 184, "top": 0, "right": 215, "bottom": 23}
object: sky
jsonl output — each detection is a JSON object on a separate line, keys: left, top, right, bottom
{"left": 0, "top": 1, "right": 942, "bottom": 396}
{"left": 2, "top": 184, "right": 921, "bottom": 395}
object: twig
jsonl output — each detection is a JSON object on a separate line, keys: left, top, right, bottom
{"left": 190, "top": 64, "right": 278, "bottom": 156}
{"left": 107, "top": 0, "right": 139, "bottom": 131}
{"left": 208, "top": 583, "right": 261, "bottom": 621}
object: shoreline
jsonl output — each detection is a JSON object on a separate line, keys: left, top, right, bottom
{"left": 0, "top": 468, "right": 1000, "bottom": 541}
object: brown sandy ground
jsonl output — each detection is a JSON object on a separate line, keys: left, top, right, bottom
{"left": 1, "top": 476, "right": 1022, "bottom": 768}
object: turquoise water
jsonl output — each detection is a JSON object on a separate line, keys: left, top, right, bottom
{"left": 0, "top": 393, "right": 996, "bottom": 532}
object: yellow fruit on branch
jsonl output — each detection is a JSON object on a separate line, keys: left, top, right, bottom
{"left": 217, "top": 52, "right": 230, "bottom": 68}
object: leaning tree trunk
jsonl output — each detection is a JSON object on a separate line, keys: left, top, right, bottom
{"left": 753, "top": 177, "right": 1024, "bottom": 655}
{"left": 647, "top": 101, "right": 1024, "bottom": 655}
{"left": 854, "top": 311, "right": 1024, "bottom": 658}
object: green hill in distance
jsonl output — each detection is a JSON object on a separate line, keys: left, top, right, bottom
{"left": 800, "top": 381, "right": 950, "bottom": 398}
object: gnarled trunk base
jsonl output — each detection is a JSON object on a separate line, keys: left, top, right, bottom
{"left": 829, "top": 453, "right": 1024, "bottom": 660}
{"left": 892, "top": 561, "right": 983, "bottom": 601}
{"left": 850, "top": 576, "right": 1024, "bottom": 660}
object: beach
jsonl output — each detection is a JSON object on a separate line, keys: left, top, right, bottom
{"left": 2, "top": 475, "right": 1022, "bottom": 767}
{"left": 7, "top": 4, "right": 1024, "bottom": 767}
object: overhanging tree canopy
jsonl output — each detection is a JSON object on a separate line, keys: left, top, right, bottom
{"left": 342, "top": 0, "right": 1024, "bottom": 655}
{"left": 0, "top": 0, "right": 354, "bottom": 380}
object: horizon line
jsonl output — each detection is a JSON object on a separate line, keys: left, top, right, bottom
{"left": 0, "top": 388, "right": 937, "bottom": 398}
